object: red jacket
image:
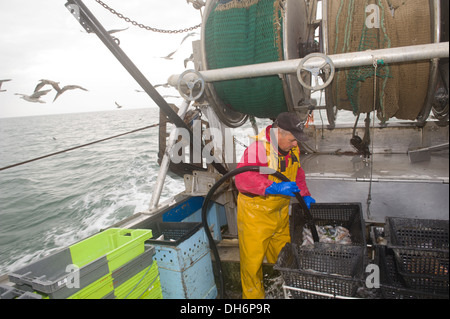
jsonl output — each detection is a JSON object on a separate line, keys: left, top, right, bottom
{"left": 235, "top": 125, "right": 311, "bottom": 197}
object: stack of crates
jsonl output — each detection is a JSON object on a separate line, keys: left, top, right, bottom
{"left": 382, "top": 217, "right": 449, "bottom": 298}
{"left": 8, "top": 228, "right": 163, "bottom": 299}
{"left": 275, "top": 203, "right": 367, "bottom": 299}
{"left": 146, "top": 222, "right": 217, "bottom": 299}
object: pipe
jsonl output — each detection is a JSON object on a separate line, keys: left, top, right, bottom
{"left": 201, "top": 165, "right": 318, "bottom": 299}
{"left": 168, "top": 42, "right": 449, "bottom": 85}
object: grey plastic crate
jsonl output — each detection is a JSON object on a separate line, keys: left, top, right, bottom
{"left": 9, "top": 247, "right": 109, "bottom": 299}
{"left": 0, "top": 284, "right": 42, "bottom": 299}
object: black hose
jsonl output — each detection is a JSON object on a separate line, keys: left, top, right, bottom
{"left": 201, "top": 165, "right": 319, "bottom": 299}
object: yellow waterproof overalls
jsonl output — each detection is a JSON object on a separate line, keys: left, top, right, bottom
{"left": 237, "top": 128, "right": 300, "bottom": 299}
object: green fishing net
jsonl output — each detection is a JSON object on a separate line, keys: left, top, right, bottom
{"left": 205, "top": 0, "right": 287, "bottom": 118}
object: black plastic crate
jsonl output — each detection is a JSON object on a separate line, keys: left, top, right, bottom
{"left": 275, "top": 243, "right": 364, "bottom": 298}
{"left": 145, "top": 222, "right": 202, "bottom": 246}
{"left": 290, "top": 203, "right": 366, "bottom": 247}
{"left": 376, "top": 246, "right": 448, "bottom": 299}
{"left": 385, "top": 217, "right": 449, "bottom": 281}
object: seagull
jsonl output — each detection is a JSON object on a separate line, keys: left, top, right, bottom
{"left": 135, "top": 83, "right": 170, "bottom": 92}
{"left": 115, "top": 101, "right": 123, "bottom": 108}
{"left": 15, "top": 89, "right": 52, "bottom": 103}
{"left": 107, "top": 27, "right": 129, "bottom": 34}
{"left": 162, "top": 95, "right": 182, "bottom": 99}
{"left": 184, "top": 53, "right": 194, "bottom": 68}
{"left": 81, "top": 27, "right": 128, "bottom": 34}
{"left": 31, "top": 79, "right": 88, "bottom": 102}
{"left": 34, "top": 79, "right": 60, "bottom": 93}
{"left": 159, "top": 32, "right": 199, "bottom": 60}
{"left": 53, "top": 84, "right": 88, "bottom": 102}
{"left": 154, "top": 83, "right": 171, "bottom": 88}
{"left": 160, "top": 50, "right": 177, "bottom": 60}
{"left": 0, "top": 79, "right": 12, "bottom": 92}
{"left": 180, "top": 32, "right": 198, "bottom": 46}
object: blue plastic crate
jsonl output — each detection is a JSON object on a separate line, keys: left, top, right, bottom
{"left": 146, "top": 222, "right": 217, "bottom": 299}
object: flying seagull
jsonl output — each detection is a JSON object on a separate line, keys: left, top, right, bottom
{"left": 81, "top": 27, "right": 128, "bottom": 34}
{"left": 160, "top": 50, "right": 177, "bottom": 60}
{"left": 15, "top": 89, "right": 52, "bottom": 103}
{"left": 180, "top": 32, "right": 198, "bottom": 46}
{"left": 154, "top": 83, "right": 171, "bottom": 88}
{"left": 184, "top": 53, "right": 194, "bottom": 68}
{"left": 159, "top": 32, "right": 198, "bottom": 60}
{"left": 135, "top": 83, "right": 170, "bottom": 92}
{"left": 34, "top": 79, "right": 60, "bottom": 92}
{"left": 33, "top": 79, "right": 88, "bottom": 102}
{"left": 53, "top": 85, "right": 88, "bottom": 102}
{"left": 0, "top": 79, "right": 12, "bottom": 92}
{"left": 162, "top": 95, "right": 182, "bottom": 99}
{"left": 107, "top": 27, "right": 129, "bottom": 34}
{"left": 115, "top": 101, "right": 123, "bottom": 108}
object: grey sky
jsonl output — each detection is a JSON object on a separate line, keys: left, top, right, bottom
{"left": 0, "top": 0, "right": 201, "bottom": 118}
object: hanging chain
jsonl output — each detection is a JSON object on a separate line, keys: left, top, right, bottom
{"left": 94, "top": 0, "right": 201, "bottom": 34}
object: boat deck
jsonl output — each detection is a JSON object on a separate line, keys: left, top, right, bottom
{"left": 298, "top": 121, "right": 449, "bottom": 222}
{"left": 301, "top": 151, "right": 449, "bottom": 222}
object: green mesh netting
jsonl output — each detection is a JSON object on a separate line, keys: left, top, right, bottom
{"left": 205, "top": 0, "right": 287, "bottom": 118}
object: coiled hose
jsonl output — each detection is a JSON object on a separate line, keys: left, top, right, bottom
{"left": 201, "top": 165, "right": 318, "bottom": 299}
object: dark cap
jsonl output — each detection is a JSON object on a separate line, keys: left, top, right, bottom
{"left": 274, "top": 112, "right": 308, "bottom": 142}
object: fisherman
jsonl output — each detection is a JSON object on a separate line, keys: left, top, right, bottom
{"left": 234, "top": 112, "right": 315, "bottom": 299}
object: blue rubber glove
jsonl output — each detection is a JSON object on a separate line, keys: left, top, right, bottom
{"left": 265, "top": 182, "right": 300, "bottom": 197}
{"left": 303, "top": 195, "right": 316, "bottom": 209}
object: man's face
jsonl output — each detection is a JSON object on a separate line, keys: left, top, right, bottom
{"left": 277, "top": 130, "right": 298, "bottom": 152}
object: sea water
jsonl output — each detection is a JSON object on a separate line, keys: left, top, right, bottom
{"left": 0, "top": 108, "right": 176, "bottom": 275}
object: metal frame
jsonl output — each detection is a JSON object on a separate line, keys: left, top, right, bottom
{"left": 169, "top": 42, "right": 449, "bottom": 84}
{"left": 282, "top": 284, "right": 361, "bottom": 299}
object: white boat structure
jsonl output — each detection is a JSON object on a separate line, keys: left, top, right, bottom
{"left": 1, "top": 0, "right": 448, "bottom": 300}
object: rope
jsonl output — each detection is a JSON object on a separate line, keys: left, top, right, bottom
{"left": 366, "top": 58, "right": 379, "bottom": 220}
{"left": 0, "top": 123, "right": 159, "bottom": 172}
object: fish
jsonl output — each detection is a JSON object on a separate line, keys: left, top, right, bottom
{"left": 302, "top": 225, "right": 352, "bottom": 246}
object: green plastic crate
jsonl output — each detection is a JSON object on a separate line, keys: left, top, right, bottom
{"left": 70, "top": 228, "right": 152, "bottom": 271}
{"left": 9, "top": 228, "right": 152, "bottom": 298}
{"left": 141, "top": 280, "right": 163, "bottom": 299}
{"left": 68, "top": 243, "right": 156, "bottom": 299}
{"left": 114, "top": 261, "right": 161, "bottom": 299}
{"left": 67, "top": 273, "right": 114, "bottom": 299}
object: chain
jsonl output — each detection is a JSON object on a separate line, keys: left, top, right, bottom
{"left": 94, "top": 0, "right": 201, "bottom": 34}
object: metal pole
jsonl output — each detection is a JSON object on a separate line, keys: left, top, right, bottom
{"left": 149, "top": 100, "right": 190, "bottom": 210}
{"left": 168, "top": 42, "right": 449, "bottom": 85}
